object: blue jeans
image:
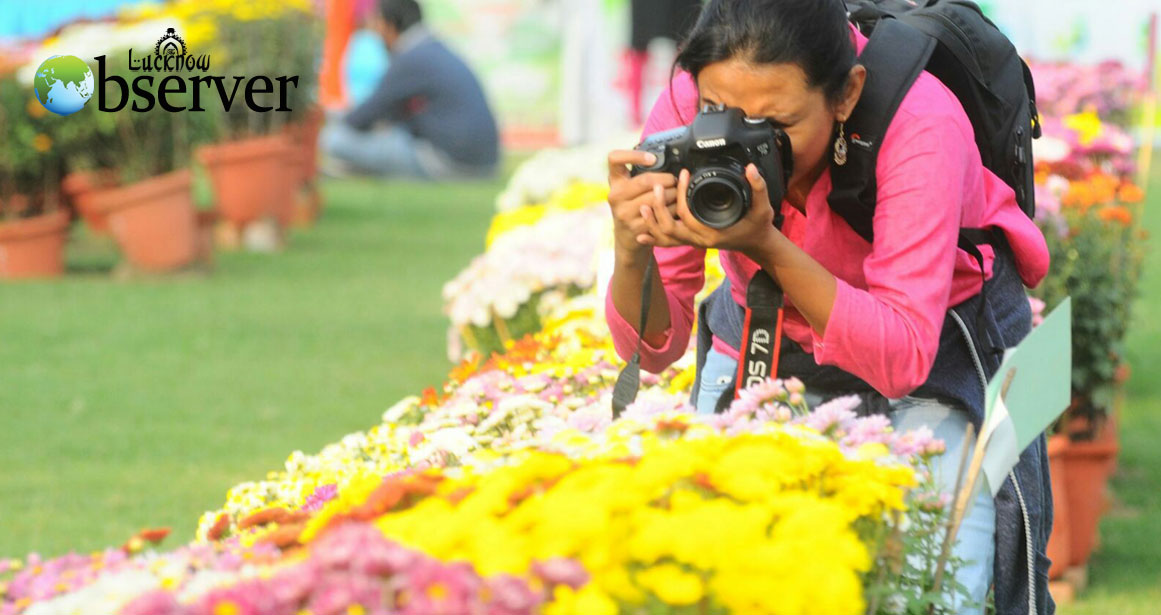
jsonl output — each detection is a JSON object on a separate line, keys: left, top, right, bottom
{"left": 322, "top": 121, "right": 429, "bottom": 178}
{"left": 321, "top": 121, "right": 496, "bottom": 180}
{"left": 695, "top": 347, "right": 994, "bottom": 614}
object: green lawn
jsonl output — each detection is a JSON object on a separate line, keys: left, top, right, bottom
{"left": 1, "top": 157, "right": 1159, "bottom": 612}
{"left": 0, "top": 173, "right": 502, "bottom": 558}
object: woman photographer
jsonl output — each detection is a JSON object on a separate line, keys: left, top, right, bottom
{"left": 605, "top": 1, "right": 1053, "bottom": 613}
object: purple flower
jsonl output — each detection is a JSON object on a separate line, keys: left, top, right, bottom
{"left": 302, "top": 483, "right": 339, "bottom": 512}
{"left": 737, "top": 378, "right": 787, "bottom": 406}
{"left": 308, "top": 571, "right": 384, "bottom": 615}
{"left": 566, "top": 406, "right": 611, "bottom": 433}
{"left": 267, "top": 561, "right": 320, "bottom": 607}
{"left": 397, "top": 560, "right": 483, "bottom": 615}
{"left": 531, "top": 557, "right": 589, "bottom": 590}
{"left": 1028, "top": 297, "right": 1046, "bottom": 328}
{"left": 119, "top": 590, "right": 182, "bottom": 615}
{"left": 484, "top": 574, "right": 543, "bottom": 615}
{"left": 311, "top": 522, "right": 418, "bottom": 578}
{"left": 191, "top": 579, "right": 277, "bottom": 615}
{"left": 840, "top": 414, "right": 894, "bottom": 449}
{"left": 892, "top": 425, "right": 941, "bottom": 458}
{"left": 799, "top": 396, "right": 860, "bottom": 435}
{"left": 622, "top": 395, "right": 688, "bottom": 420}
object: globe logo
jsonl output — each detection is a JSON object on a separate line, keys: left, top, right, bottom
{"left": 34, "top": 55, "right": 95, "bottom": 116}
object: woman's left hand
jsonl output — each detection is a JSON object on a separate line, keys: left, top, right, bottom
{"left": 637, "top": 163, "right": 782, "bottom": 258}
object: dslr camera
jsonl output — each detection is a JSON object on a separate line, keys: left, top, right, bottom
{"left": 631, "top": 105, "right": 793, "bottom": 229}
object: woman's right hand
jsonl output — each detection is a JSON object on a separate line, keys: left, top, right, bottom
{"left": 607, "top": 149, "right": 678, "bottom": 261}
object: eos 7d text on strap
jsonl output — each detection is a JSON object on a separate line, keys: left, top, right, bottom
{"left": 735, "top": 269, "right": 785, "bottom": 396}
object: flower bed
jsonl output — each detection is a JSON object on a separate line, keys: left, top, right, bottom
{"left": 3, "top": 56, "right": 1152, "bottom": 615}
{"left": 1, "top": 177, "right": 963, "bottom": 612}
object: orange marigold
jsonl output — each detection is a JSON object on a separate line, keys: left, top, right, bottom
{"left": 1117, "top": 182, "right": 1145, "bottom": 204}
{"left": 26, "top": 97, "right": 46, "bottom": 118}
{"left": 1098, "top": 205, "right": 1133, "bottom": 226}
{"left": 31, "top": 134, "right": 52, "bottom": 152}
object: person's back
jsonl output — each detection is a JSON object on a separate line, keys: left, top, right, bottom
{"left": 325, "top": 0, "right": 499, "bottom": 179}
{"left": 345, "top": 26, "right": 499, "bottom": 169}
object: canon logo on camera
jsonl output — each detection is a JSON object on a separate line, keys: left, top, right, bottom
{"left": 695, "top": 138, "right": 727, "bottom": 149}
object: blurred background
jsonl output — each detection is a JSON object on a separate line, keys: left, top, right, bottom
{"left": 0, "top": 0, "right": 1159, "bottom": 613}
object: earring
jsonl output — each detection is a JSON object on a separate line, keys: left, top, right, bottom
{"left": 833, "top": 122, "right": 848, "bottom": 166}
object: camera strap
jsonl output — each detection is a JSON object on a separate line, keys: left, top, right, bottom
{"left": 611, "top": 256, "right": 787, "bottom": 417}
{"left": 611, "top": 255, "right": 656, "bottom": 418}
{"left": 734, "top": 269, "right": 786, "bottom": 399}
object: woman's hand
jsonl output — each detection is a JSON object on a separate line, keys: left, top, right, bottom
{"left": 607, "top": 150, "right": 678, "bottom": 261}
{"left": 638, "top": 164, "right": 782, "bottom": 258}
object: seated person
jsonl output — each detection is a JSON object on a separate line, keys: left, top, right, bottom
{"left": 322, "top": 0, "right": 500, "bottom": 179}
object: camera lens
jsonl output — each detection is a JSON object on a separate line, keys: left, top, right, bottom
{"left": 687, "top": 168, "right": 749, "bottom": 228}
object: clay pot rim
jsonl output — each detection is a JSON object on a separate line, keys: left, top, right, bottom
{"left": 62, "top": 168, "right": 121, "bottom": 196}
{"left": 1060, "top": 438, "right": 1120, "bottom": 456}
{"left": 1047, "top": 433, "right": 1071, "bottom": 457}
{"left": 0, "top": 209, "right": 70, "bottom": 242}
{"left": 196, "top": 134, "right": 293, "bottom": 166}
{"left": 87, "top": 168, "right": 193, "bottom": 216}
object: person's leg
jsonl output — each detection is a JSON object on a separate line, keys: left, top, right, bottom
{"left": 694, "top": 347, "right": 737, "bottom": 415}
{"left": 320, "top": 121, "right": 428, "bottom": 178}
{"left": 891, "top": 397, "right": 995, "bottom": 615}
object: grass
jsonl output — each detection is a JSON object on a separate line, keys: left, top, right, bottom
{"left": 0, "top": 155, "right": 1158, "bottom": 611}
{"left": 0, "top": 172, "right": 503, "bottom": 558}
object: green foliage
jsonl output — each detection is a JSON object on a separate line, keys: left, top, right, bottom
{"left": 197, "top": 10, "right": 322, "bottom": 140}
{"left": 861, "top": 461, "right": 973, "bottom": 614}
{"left": 0, "top": 73, "right": 68, "bottom": 218}
{"left": 85, "top": 52, "right": 219, "bottom": 183}
{"left": 1031, "top": 200, "right": 1145, "bottom": 414}
{"left": 462, "top": 286, "right": 590, "bottom": 358}
{"left": 1056, "top": 161, "right": 1161, "bottom": 615}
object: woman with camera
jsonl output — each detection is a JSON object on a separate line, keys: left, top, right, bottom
{"left": 605, "top": 1, "right": 1053, "bottom": 614}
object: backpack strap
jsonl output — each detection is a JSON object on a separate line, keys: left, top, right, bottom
{"left": 828, "top": 18, "right": 935, "bottom": 243}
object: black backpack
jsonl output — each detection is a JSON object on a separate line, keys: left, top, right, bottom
{"left": 830, "top": 0, "right": 1042, "bottom": 243}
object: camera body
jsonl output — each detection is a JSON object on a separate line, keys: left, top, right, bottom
{"left": 631, "top": 105, "right": 793, "bottom": 229}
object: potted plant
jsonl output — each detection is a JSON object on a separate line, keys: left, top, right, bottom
{"left": 0, "top": 71, "right": 71, "bottom": 279}
{"left": 78, "top": 51, "right": 218, "bottom": 272}
{"left": 57, "top": 101, "right": 122, "bottom": 234}
{"left": 189, "top": 1, "right": 321, "bottom": 235}
{"left": 1031, "top": 114, "right": 1145, "bottom": 575}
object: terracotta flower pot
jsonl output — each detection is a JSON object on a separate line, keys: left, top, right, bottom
{"left": 0, "top": 209, "right": 70, "bottom": 279}
{"left": 62, "top": 169, "right": 120, "bottom": 234}
{"left": 1061, "top": 418, "right": 1118, "bottom": 568}
{"left": 270, "top": 143, "right": 300, "bottom": 229}
{"left": 197, "top": 134, "right": 292, "bottom": 229}
{"left": 1045, "top": 435, "right": 1072, "bottom": 580}
{"left": 282, "top": 109, "right": 325, "bottom": 228}
{"left": 87, "top": 168, "right": 198, "bottom": 272}
{"left": 283, "top": 106, "right": 323, "bottom": 183}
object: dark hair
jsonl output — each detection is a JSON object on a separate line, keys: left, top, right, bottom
{"left": 379, "top": 0, "right": 423, "bottom": 31}
{"left": 675, "top": 0, "right": 855, "bottom": 106}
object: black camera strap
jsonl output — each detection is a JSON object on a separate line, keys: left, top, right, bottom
{"left": 612, "top": 255, "right": 655, "bottom": 418}
{"left": 612, "top": 251, "right": 789, "bottom": 416}
{"left": 734, "top": 269, "right": 786, "bottom": 399}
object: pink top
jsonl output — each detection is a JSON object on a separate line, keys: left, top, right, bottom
{"left": 605, "top": 27, "right": 1050, "bottom": 399}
